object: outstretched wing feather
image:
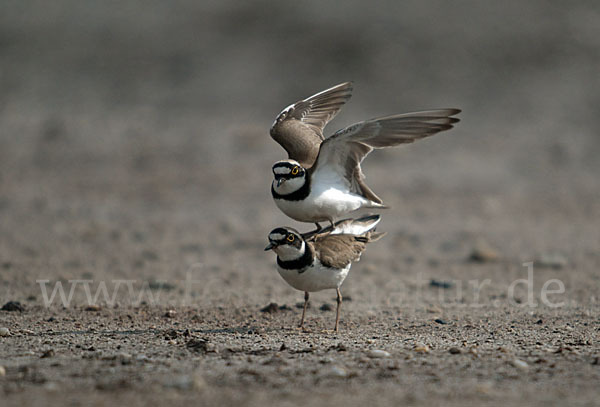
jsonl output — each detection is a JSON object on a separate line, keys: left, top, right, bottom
{"left": 270, "top": 82, "right": 353, "bottom": 167}
{"left": 309, "top": 109, "right": 461, "bottom": 202}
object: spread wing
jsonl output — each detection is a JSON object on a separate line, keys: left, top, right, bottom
{"left": 312, "top": 235, "right": 367, "bottom": 269}
{"left": 270, "top": 82, "right": 353, "bottom": 167}
{"left": 309, "top": 109, "right": 461, "bottom": 204}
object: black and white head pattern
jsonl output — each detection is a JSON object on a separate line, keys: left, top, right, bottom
{"left": 272, "top": 160, "right": 305, "bottom": 181}
{"left": 266, "top": 227, "right": 305, "bottom": 261}
{"left": 271, "top": 159, "right": 307, "bottom": 195}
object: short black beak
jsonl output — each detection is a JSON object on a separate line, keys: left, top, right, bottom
{"left": 276, "top": 178, "right": 285, "bottom": 187}
{"left": 264, "top": 242, "right": 276, "bottom": 251}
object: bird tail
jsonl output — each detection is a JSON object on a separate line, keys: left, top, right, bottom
{"left": 365, "top": 231, "right": 386, "bottom": 242}
{"left": 330, "top": 214, "right": 382, "bottom": 235}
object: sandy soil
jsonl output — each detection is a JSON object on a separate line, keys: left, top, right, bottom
{"left": 1, "top": 1, "right": 599, "bottom": 405}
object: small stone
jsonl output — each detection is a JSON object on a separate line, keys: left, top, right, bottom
{"left": 43, "top": 382, "right": 59, "bottom": 392}
{"left": 148, "top": 280, "right": 176, "bottom": 291}
{"left": 434, "top": 318, "right": 448, "bottom": 325}
{"left": 295, "top": 302, "right": 311, "bottom": 309}
{"left": 536, "top": 253, "right": 568, "bottom": 269}
{"left": 84, "top": 305, "right": 101, "bottom": 312}
{"left": 41, "top": 349, "right": 55, "bottom": 358}
{"left": 327, "top": 365, "right": 348, "bottom": 378}
{"left": 475, "top": 382, "right": 494, "bottom": 394}
{"left": 260, "top": 303, "right": 279, "bottom": 313}
{"left": 164, "top": 329, "right": 179, "bottom": 339}
{"left": 164, "top": 309, "right": 177, "bottom": 318}
{"left": 591, "top": 357, "right": 599, "bottom": 365}
{"left": 449, "top": 347, "right": 461, "bottom": 354}
{"left": 0, "top": 327, "right": 10, "bottom": 337}
{"left": 511, "top": 358, "right": 529, "bottom": 370}
{"left": 331, "top": 343, "right": 347, "bottom": 352}
{"left": 164, "top": 374, "right": 205, "bottom": 390}
{"left": 186, "top": 338, "right": 209, "bottom": 353}
{"left": 135, "top": 354, "right": 148, "bottom": 362}
{"left": 319, "top": 303, "right": 333, "bottom": 311}
{"left": 0, "top": 366, "right": 5, "bottom": 376}
{"left": 469, "top": 242, "right": 499, "bottom": 263}
{"left": 426, "top": 305, "right": 443, "bottom": 313}
{"left": 414, "top": 344, "right": 430, "bottom": 353}
{"left": 367, "top": 349, "right": 391, "bottom": 358}
{"left": 429, "top": 279, "right": 453, "bottom": 289}
{"left": 1, "top": 301, "right": 24, "bottom": 312}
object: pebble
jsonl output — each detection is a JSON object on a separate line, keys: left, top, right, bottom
{"left": 84, "top": 305, "right": 101, "bottom": 312}
{"left": 434, "top": 318, "right": 448, "bottom": 325}
{"left": 330, "top": 343, "right": 347, "bottom": 352}
{"left": 367, "top": 349, "right": 391, "bottom": 358}
{"left": 0, "top": 328, "right": 10, "bottom": 337}
{"left": 0, "top": 366, "right": 5, "bottom": 376}
{"left": 319, "top": 303, "right": 333, "bottom": 311}
{"left": 449, "top": 347, "right": 461, "bottom": 354}
{"left": 475, "top": 381, "right": 494, "bottom": 394}
{"left": 511, "top": 358, "right": 529, "bottom": 370}
{"left": 43, "top": 382, "right": 59, "bottom": 392}
{"left": 186, "top": 338, "right": 209, "bottom": 353}
{"left": 164, "top": 309, "right": 177, "bottom": 318}
{"left": 260, "top": 303, "right": 279, "bottom": 313}
{"left": 536, "top": 253, "right": 568, "bottom": 269}
{"left": 426, "top": 305, "right": 443, "bottom": 314}
{"left": 1, "top": 301, "right": 25, "bottom": 312}
{"left": 164, "top": 374, "right": 205, "bottom": 390}
{"left": 326, "top": 365, "right": 348, "bottom": 378}
{"left": 365, "top": 310, "right": 377, "bottom": 318}
{"left": 429, "top": 279, "right": 453, "bottom": 289}
{"left": 135, "top": 354, "right": 148, "bottom": 362}
{"left": 414, "top": 344, "right": 430, "bottom": 353}
{"left": 469, "top": 242, "right": 500, "bottom": 263}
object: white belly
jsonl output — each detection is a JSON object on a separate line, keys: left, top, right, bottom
{"left": 277, "top": 260, "right": 350, "bottom": 292}
{"left": 274, "top": 187, "right": 370, "bottom": 223}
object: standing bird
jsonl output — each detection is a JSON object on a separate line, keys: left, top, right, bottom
{"left": 264, "top": 214, "right": 385, "bottom": 332}
{"left": 270, "top": 82, "right": 460, "bottom": 231}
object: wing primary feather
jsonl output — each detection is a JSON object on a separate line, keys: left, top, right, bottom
{"left": 270, "top": 82, "right": 354, "bottom": 167}
{"left": 309, "top": 108, "right": 461, "bottom": 204}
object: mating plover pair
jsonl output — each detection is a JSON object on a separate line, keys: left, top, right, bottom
{"left": 264, "top": 82, "right": 460, "bottom": 331}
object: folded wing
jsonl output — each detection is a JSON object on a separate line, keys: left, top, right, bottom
{"left": 313, "top": 235, "right": 367, "bottom": 269}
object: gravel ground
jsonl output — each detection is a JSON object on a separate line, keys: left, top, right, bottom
{"left": 1, "top": 1, "right": 599, "bottom": 406}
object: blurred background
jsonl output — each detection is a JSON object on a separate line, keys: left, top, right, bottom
{"left": 0, "top": 0, "right": 598, "bottom": 304}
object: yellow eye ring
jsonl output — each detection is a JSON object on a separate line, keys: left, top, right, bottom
{"left": 291, "top": 166, "right": 299, "bottom": 175}
{"left": 286, "top": 234, "right": 295, "bottom": 242}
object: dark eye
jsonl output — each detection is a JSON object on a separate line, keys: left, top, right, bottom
{"left": 286, "top": 234, "right": 295, "bottom": 242}
{"left": 291, "top": 166, "right": 299, "bottom": 175}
